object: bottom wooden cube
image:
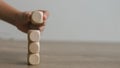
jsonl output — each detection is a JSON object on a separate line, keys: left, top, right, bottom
{"left": 28, "top": 53, "right": 40, "bottom": 65}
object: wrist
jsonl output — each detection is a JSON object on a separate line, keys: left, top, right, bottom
{"left": 13, "top": 11, "right": 22, "bottom": 27}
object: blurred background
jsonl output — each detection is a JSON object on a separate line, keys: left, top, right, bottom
{"left": 0, "top": 0, "right": 120, "bottom": 42}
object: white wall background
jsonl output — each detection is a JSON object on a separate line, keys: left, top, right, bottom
{"left": 0, "top": 0, "right": 120, "bottom": 42}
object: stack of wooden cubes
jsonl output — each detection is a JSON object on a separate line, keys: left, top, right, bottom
{"left": 28, "top": 11, "right": 43, "bottom": 65}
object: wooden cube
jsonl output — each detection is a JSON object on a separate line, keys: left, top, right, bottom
{"left": 31, "top": 11, "right": 43, "bottom": 25}
{"left": 28, "top": 42, "right": 40, "bottom": 53}
{"left": 28, "top": 30, "right": 40, "bottom": 42}
{"left": 28, "top": 53, "right": 40, "bottom": 65}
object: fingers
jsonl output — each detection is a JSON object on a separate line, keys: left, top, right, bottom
{"left": 24, "top": 10, "right": 49, "bottom": 22}
{"left": 39, "top": 26, "right": 45, "bottom": 32}
{"left": 28, "top": 10, "right": 49, "bottom": 32}
{"left": 43, "top": 11, "right": 49, "bottom": 22}
{"left": 36, "top": 10, "right": 48, "bottom": 32}
{"left": 37, "top": 10, "right": 49, "bottom": 22}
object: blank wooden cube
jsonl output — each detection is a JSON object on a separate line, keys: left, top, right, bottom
{"left": 28, "top": 30, "right": 40, "bottom": 42}
{"left": 29, "top": 42, "right": 40, "bottom": 53}
{"left": 28, "top": 53, "right": 40, "bottom": 65}
{"left": 31, "top": 11, "right": 43, "bottom": 25}
{"left": 27, "top": 11, "right": 43, "bottom": 65}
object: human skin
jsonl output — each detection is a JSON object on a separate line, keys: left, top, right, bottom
{"left": 0, "top": 0, "right": 49, "bottom": 33}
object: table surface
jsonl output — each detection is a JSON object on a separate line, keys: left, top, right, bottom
{"left": 0, "top": 39, "right": 120, "bottom": 68}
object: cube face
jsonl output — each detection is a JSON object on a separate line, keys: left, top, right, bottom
{"left": 28, "top": 30, "right": 40, "bottom": 42}
{"left": 29, "top": 42, "right": 40, "bottom": 53}
{"left": 28, "top": 53, "right": 40, "bottom": 65}
{"left": 31, "top": 11, "right": 43, "bottom": 25}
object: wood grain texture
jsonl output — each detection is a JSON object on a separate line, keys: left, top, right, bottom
{"left": 28, "top": 53, "right": 40, "bottom": 65}
{"left": 28, "top": 30, "right": 40, "bottom": 42}
{"left": 31, "top": 11, "right": 43, "bottom": 25}
{"left": 1, "top": 40, "right": 120, "bottom": 68}
{"left": 29, "top": 42, "right": 40, "bottom": 53}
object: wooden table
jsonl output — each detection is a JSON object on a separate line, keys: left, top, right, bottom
{"left": 0, "top": 39, "right": 120, "bottom": 68}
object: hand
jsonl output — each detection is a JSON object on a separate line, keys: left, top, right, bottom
{"left": 15, "top": 10, "right": 49, "bottom": 33}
